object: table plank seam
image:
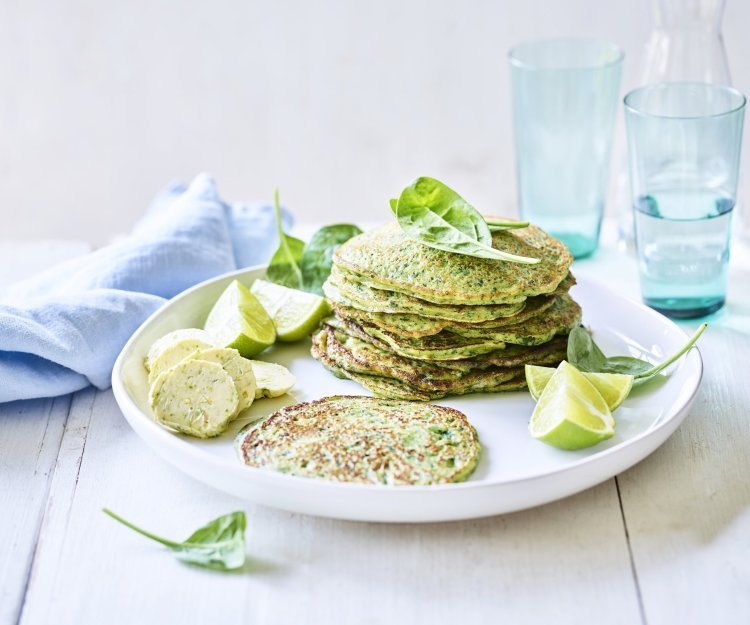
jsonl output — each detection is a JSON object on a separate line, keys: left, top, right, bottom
{"left": 9, "top": 396, "right": 72, "bottom": 625}
{"left": 16, "top": 390, "right": 95, "bottom": 625}
{"left": 615, "top": 475, "right": 648, "bottom": 625}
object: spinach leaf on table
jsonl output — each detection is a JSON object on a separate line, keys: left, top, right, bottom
{"left": 103, "top": 509, "right": 246, "bottom": 571}
{"left": 391, "top": 177, "right": 539, "bottom": 264}
{"left": 300, "top": 224, "right": 362, "bottom": 295}
{"left": 266, "top": 190, "right": 305, "bottom": 289}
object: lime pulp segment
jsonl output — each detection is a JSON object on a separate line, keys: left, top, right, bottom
{"left": 250, "top": 279, "right": 330, "bottom": 342}
{"left": 529, "top": 361, "right": 615, "bottom": 451}
{"left": 204, "top": 280, "right": 276, "bottom": 357}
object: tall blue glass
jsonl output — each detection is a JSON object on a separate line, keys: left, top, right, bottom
{"left": 509, "top": 39, "right": 623, "bottom": 258}
{"left": 624, "top": 83, "right": 745, "bottom": 319}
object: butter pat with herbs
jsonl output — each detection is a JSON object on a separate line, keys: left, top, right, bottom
{"left": 150, "top": 359, "right": 239, "bottom": 438}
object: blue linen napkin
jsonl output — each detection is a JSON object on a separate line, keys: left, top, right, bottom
{"left": 0, "top": 173, "right": 292, "bottom": 403}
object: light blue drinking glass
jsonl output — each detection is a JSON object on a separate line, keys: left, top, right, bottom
{"left": 624, "top": 82, "right": 746, "bottom": 319}
{"left": 509, "top": 39, "right": 623, "bottom": 259}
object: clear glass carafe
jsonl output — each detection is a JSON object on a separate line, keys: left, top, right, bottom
{"left": 616, "top": 0, "right": 733, "bottom": 245}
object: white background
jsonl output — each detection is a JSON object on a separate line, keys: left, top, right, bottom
{"left": 2, "top": 0, "right": 748, "bottom": 244}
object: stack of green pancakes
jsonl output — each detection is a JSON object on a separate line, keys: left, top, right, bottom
{"left": 312, "top": 222, "right": 580, "bottom": 401}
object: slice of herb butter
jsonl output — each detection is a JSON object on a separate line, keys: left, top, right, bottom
{"left": 145, "top": 329, "right": 216, "bottom": 372}
{"left": 148, "top": 336, "right": 217, "bottom": 384}
{"left": 188, "top": 348, "right": 257, "bottom": 414}
{"left": 150, "top": 359, "right": 239, "bottom": 439}
{"left": 248, "top": 361, "right": 296, "bottom": 398}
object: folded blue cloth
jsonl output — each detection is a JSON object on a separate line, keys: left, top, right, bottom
{"left": 0, "top": 174, "right": 292, "bottom": 403}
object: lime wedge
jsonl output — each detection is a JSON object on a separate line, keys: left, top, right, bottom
{"left": 204, "top": 280, "right": 276, "bottom": 357}
{"left": 525, "top": 364, "right": 634, "bottom": 411}
{"left": 250, "top": 279, "right": 330, "bottom": 342}
{"left": 529, "top": 361, "right": 615, "bottom": 450}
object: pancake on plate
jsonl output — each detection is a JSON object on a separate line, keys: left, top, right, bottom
{"left": 235, "top": 395, "right": 480, "bottom": 484}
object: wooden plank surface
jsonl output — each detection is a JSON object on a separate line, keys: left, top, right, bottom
{"left": 0, "top": 240, "right": 89, "bottom": 625}
{"left": 616, "top": 307, "right": 750, "bottom": 624}
{"left": 0, "top": 397, "right": 70, "bottom": 625}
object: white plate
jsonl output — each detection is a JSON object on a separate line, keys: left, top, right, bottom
{"left": 112, "top": 267, "right": 702, "bottom": 523}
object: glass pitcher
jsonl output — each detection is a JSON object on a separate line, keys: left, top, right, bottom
{"left": 616, "top": 0, "right": 734, "bottom": 244}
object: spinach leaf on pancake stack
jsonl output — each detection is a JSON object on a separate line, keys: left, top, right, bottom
{"left": 332, "top": 222, "right": 571, "bottom": 304}
{"left": 312, "top": 216, "right": 581, "bottom": 400}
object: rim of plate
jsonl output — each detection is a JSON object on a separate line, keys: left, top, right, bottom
{"left": 112, "top": 266, "right": 703, "bottom": 494}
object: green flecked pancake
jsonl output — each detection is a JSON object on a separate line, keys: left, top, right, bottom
{"left": 325, "top": 295, "right": 581, "bottom": 361}
{"left": 332, "top": 222, "right": 573, "bottom": 305}
{"left": 323, "top": 267, "right": 526, "bottom": 322}
{"left": 334, "top": 274, "right": 575, "bottom": 338}
{"left": 446, "top": 337, "right": 568, "bottom": 370}
{"left": 313, "top": 351, "right": 528, "bottom": 401}
{"left": 235, "top": 395, "right": 480, "bottom": 484}
{"left": 311, "top": 326, "right": 564, "bottom": 400}
{"left": 312, "top": 326, "right": 514, "bottom": 387}
{"left": 314, "top": 325, "right": 568, "bottom": 375}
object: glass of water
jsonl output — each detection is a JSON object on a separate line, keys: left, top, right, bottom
{"left": 624, "top": 82, "right": 746, "bottom": 318}
{"left": 509, "top": 39, "right": 623, "bottom": 258}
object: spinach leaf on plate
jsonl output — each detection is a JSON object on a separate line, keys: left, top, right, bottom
{"left": 599, "top": 356, "right": 653, "bottom": 377}
{"left": 567, "top": 323, "right": 707, "bottom": 383}
{"left": 265, "top": 190, "right": 361, "bottom": 294}
{"left": 567, "top": 325, "right": 608, "bottom": 372}
{"left": 632, "top": 323, "right": 707, "bottom": 383}
{"left": 391, "top": 177, "right": 539, "bottom": 264}
{"left": 300, "top": 224, "right": 362, "bottom": 295}
{"left": 103, "top": 509, "right": 246, "bottom": 571}
{"left": 266, "top": 190, "right": 305, "bottom": 289}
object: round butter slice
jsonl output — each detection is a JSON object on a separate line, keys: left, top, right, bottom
{"left": 148, "top": 337, "right": 216, "bottom": 384}
{"left": 248, "top": 361, "right": 296, "bottom": 398}
{"left": 189, "top": 348, "right": 257, "bottom": 414}
{"left": 150, "top": 359, "right": 238, "bottom": 438}
{"left": 145, "top": 328, "right": 215, "bottom": 372}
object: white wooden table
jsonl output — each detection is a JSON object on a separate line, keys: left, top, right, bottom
{"left": 2, "top": 232, "right": 749, "bottom": 625}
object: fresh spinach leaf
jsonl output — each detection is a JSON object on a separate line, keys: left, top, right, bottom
{"left": 633, "top": 323, "right": 707, "bottom": 382}
{"left": 598, "top": 356, "right": 652, "bottom": 376}
{"left": 300, "top": 224, "right": 362, "bottom": 295}
{"left": 265, "top": 191, "right": 360, "bottom": 294}
{"left": 566, "top": 326, "right": 607, "bottom": 372}
{"left": 266, "top": 189, "right": 305, "bottom": 289}
{"left": 103, "top": 509, "right": 246, "bottom": 571}
{"left": 398, "top": 176, "right": 493, "bottom": 244}
{"left": 392, "top": 177, "right": 539, "bottom": 264}
{"left": 566, "top": 323, "right": 707, "bottom": 382}
{"left": 485, "top": 217, "right": 530, "bottom": 232}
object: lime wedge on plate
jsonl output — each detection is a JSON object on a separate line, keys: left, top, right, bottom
{"left": 250, "top": 279, "right": 330, "bottom": 342}
{"left": 204, "top": 280, "right": 276, "bottom": 357}
{"left": 529, "top": 361, "right": 615, "bottom": 450}
{"left": 525, "top": 364, "right": 633, "bottom": 411}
